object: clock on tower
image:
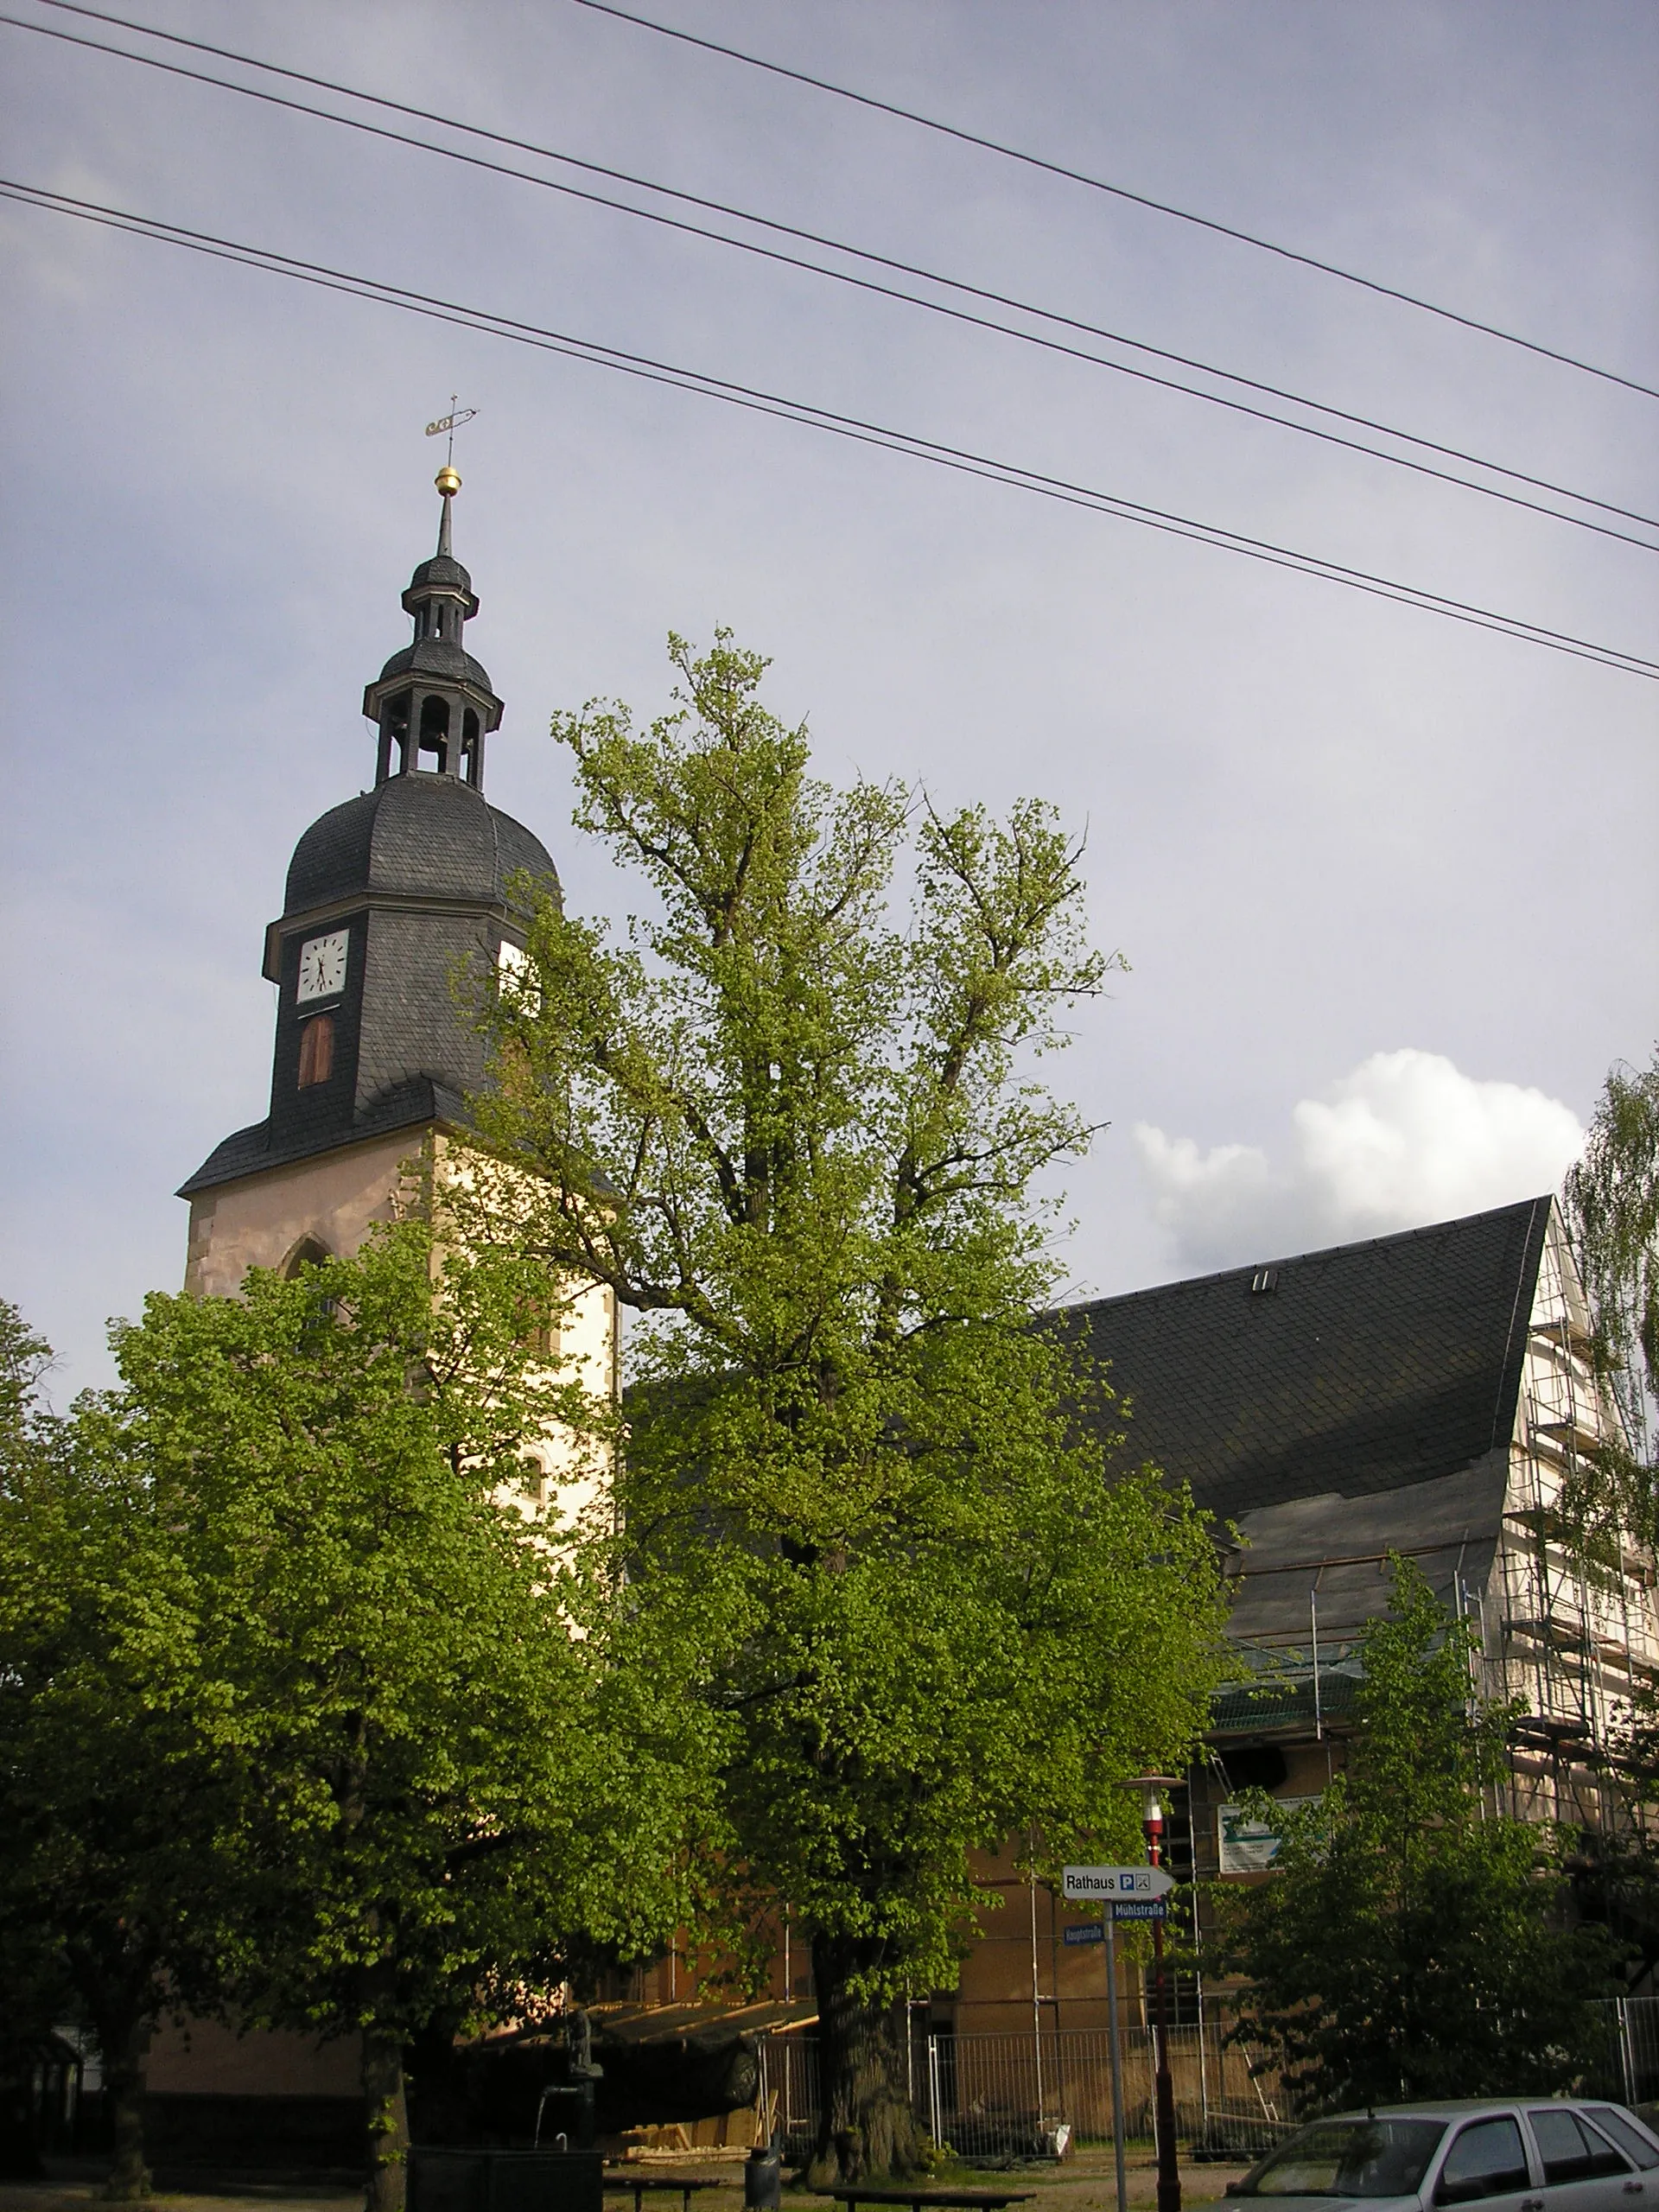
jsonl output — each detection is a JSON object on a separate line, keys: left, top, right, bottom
{"left": 296, "top": 931, "right": 349, "bottom": 1003}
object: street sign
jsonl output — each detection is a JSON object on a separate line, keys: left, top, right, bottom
{"left": 1063, "top": 1863, "right": 1176, "bottom": 1900}
{"left": 1111, "top": 1898, "right": 1167, "bottom": 1923}
{"left": 1063, "top": 1922, "right": 1106, "bottom": 1946}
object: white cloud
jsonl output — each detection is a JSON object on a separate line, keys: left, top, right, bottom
{"left": 1135, "top": 1050, "right": 1585, "bottom": 1273}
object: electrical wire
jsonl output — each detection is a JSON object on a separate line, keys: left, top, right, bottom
{"left": 572, "top": 0, "right": 1659, "bottom": 406}
{"left": 4, "top": 176, "right": 1654, "bottom": 683}
{"left": 17, "top": 0, "right": 1649, "bottom": 537}
{"left": 10, "top": 3, "right": 1656, "bottom": 554}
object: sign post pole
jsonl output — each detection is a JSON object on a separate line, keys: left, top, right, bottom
{"left": 1105, "top": 1913, "right": 1128, "bottom": 2212}
{"left": 1144, "top": 1798, "right": 1183, "bottom": 2212}
{"left": 1063, "top": 1863, "right": 1175, "bottom": 2212}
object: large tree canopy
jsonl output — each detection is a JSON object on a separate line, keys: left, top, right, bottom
{"left": 467, "top": 632, "right": 1231, "bottom": 2178}
{"left": 1, "top": 1233, "right": 711, "bottom": 2207}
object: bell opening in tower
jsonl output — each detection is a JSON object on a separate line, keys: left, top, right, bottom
{"left": 418, "top": 693, "right": 451, "bottom": 774}
{"left": 377, "top": 690, "right": 410, "bottom": 784}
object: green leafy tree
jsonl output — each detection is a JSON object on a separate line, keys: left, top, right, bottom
{"left": 0, "top": 1299, "right": 229, "bottom": 2196}
{"left": 0, "top": 1300, "right": 72, "bottom": 2111}
{"left": 0, "top": 1297, "right": 53, "bottom": 1446}
{"left": 2, "top": 1235, "right": 712, "bottom": 2208}
{"left": 1555, "top": 1052, "right": 1659, "bottom": 1966}
{"left": 1562, "top": 1046, "right": 1659, "bottom": 1526}
{"left": 1214, "top": 1560, "right": 1619, "bottom": 2108}
{"left": 464, "top": 632, "right": 1232, "bottom": 2179}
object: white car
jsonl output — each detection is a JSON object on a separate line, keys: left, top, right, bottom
{"left": 1219, "top": 2100, "right": 1659, "bottom": 2212}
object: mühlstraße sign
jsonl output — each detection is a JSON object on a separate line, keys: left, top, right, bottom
{"left": 1062, "top": 1863, "right": 1176, "bottom": 1899}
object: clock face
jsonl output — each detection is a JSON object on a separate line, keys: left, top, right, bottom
{"left": 296, "top": 930, "right": 349, "bottom": 1004}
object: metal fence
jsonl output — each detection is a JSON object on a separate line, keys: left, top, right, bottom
{"left": 1597, "top": 1996, "right": 1659, "bottom": 2107}
{"left": 757, "top": 2031, "right": 823, "bottom": 2161}
{"left": 761, "top": 1998, "right": 1659, "bottom": 2168}
{"left": 924, "top": 2025, "right": 1291, "bottom": 2162}
{"left": 760, "top": 2023, "right": 1293, "bottom": 2165}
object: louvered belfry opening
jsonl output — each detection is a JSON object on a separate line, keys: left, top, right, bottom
{"left": 297, "top": 1014, "right": 334, "bottom": 1088}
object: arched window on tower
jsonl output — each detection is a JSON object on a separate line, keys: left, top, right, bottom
{"left": 281, "top": 1236, "right": 338, "bottom": 1343}
{"left": 517, "top": 1301, "right": 562, "bottom": 1363}
{"left": 381, "top": 689, "right": 412, "bottom": 781}
{"left": 280, "top": 1236, "right": 332, "bottom": 1281}
{"left": 297, "top": 1014, "right": 334, "bottom": 1088}
{"left": 418, "top": 693, "right": 451, "bottom": 773}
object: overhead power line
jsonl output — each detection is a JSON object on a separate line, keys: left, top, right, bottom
{"left": 9, "top": 3, "right": 1656, "bottom": 555}
{"left": 4, "top": 177, "right": 1654, "bottom": 684}
{"left": 572, "top": 0, "right": 1659, "bottom": 406}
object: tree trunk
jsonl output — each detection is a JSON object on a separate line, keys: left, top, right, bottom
{"left": 806, "top": 1936, "right": 923, "bottom": 2184}
{"left": 363, "top": 2024, "right": 410, "bottom": 2212}
{"left": 99, "top": 2017, "right": 151, "bottom": 2202}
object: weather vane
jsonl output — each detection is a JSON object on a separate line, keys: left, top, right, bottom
{"left": 424, "top": 395, "right": 478, "bottom": 469}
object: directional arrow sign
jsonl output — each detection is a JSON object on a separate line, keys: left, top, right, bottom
{"left": 1063, "top": 1863, "right": 1176, "bottom": 1900}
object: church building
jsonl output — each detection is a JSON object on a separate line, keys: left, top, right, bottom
{"left": 129, "top": 472, "right": 1657, "bottom": 2168}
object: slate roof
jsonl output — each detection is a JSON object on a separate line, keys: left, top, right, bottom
{"left": 1053, "top": 1196, "right": 1550, "bottom": 1529}
{"left": 404, "top": 550, "right": 474, "bottom": 600}
{"left": 1052, "top": 1198, "right": 1553, "bottom": 1684}
{"left": 283, "top": 772, "right": 556, "bottom": 918}
{"left": 181, "top": 779, "right": 560, "bottom": 1199}
{"left": 373, "top": 638, "right": 494, "bottom": 692}
{"left": 177, "top": 1076, "right": 469, "bottom": 1198}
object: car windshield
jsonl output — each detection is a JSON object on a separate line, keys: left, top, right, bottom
{"left": 1237, "top": 2118, "right": 1450, "bottom": 2198}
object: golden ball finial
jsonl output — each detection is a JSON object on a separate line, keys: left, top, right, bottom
{"left": 435, "top": 464, "right": 462, "bottom": 497}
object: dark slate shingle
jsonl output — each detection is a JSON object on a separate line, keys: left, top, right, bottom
{"left": 284, "top": 772, "right": 558, "bottom": 916}
{"left": 177, "top": 1076, "right": 473, "bottom": 1198}
{"left": 1053, "top": 1195, "right": 1549, "bottom": 1523}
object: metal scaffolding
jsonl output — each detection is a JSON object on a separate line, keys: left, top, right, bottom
{"left": 1484, "top": 1213, "right": 1659, "bottom": 1827}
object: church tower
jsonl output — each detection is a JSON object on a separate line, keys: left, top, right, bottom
{"left": 150, "top": 470, "right": 619, "bottom": 2138}
{"left": 179, "top": 469, "right": 563, "bottom": 1295}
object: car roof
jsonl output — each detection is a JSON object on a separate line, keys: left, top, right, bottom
{"left": 1320, "top": 2101, "right": 1586, "bottom": 2120}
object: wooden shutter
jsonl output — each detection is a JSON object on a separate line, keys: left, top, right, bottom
{"left": 298, "top": 1014, "right": 334, "bottom": 1088}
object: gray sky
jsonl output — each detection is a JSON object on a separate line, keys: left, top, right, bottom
{"left": 3, "top": 0, "right": 1655, "bottom": 1399}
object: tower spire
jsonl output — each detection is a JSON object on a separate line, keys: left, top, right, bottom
{"left": 360, "top": 463, "right": 503, "bottom": 790}
{"left": 435, "top": 461, "right": 458, "bottom": 557}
